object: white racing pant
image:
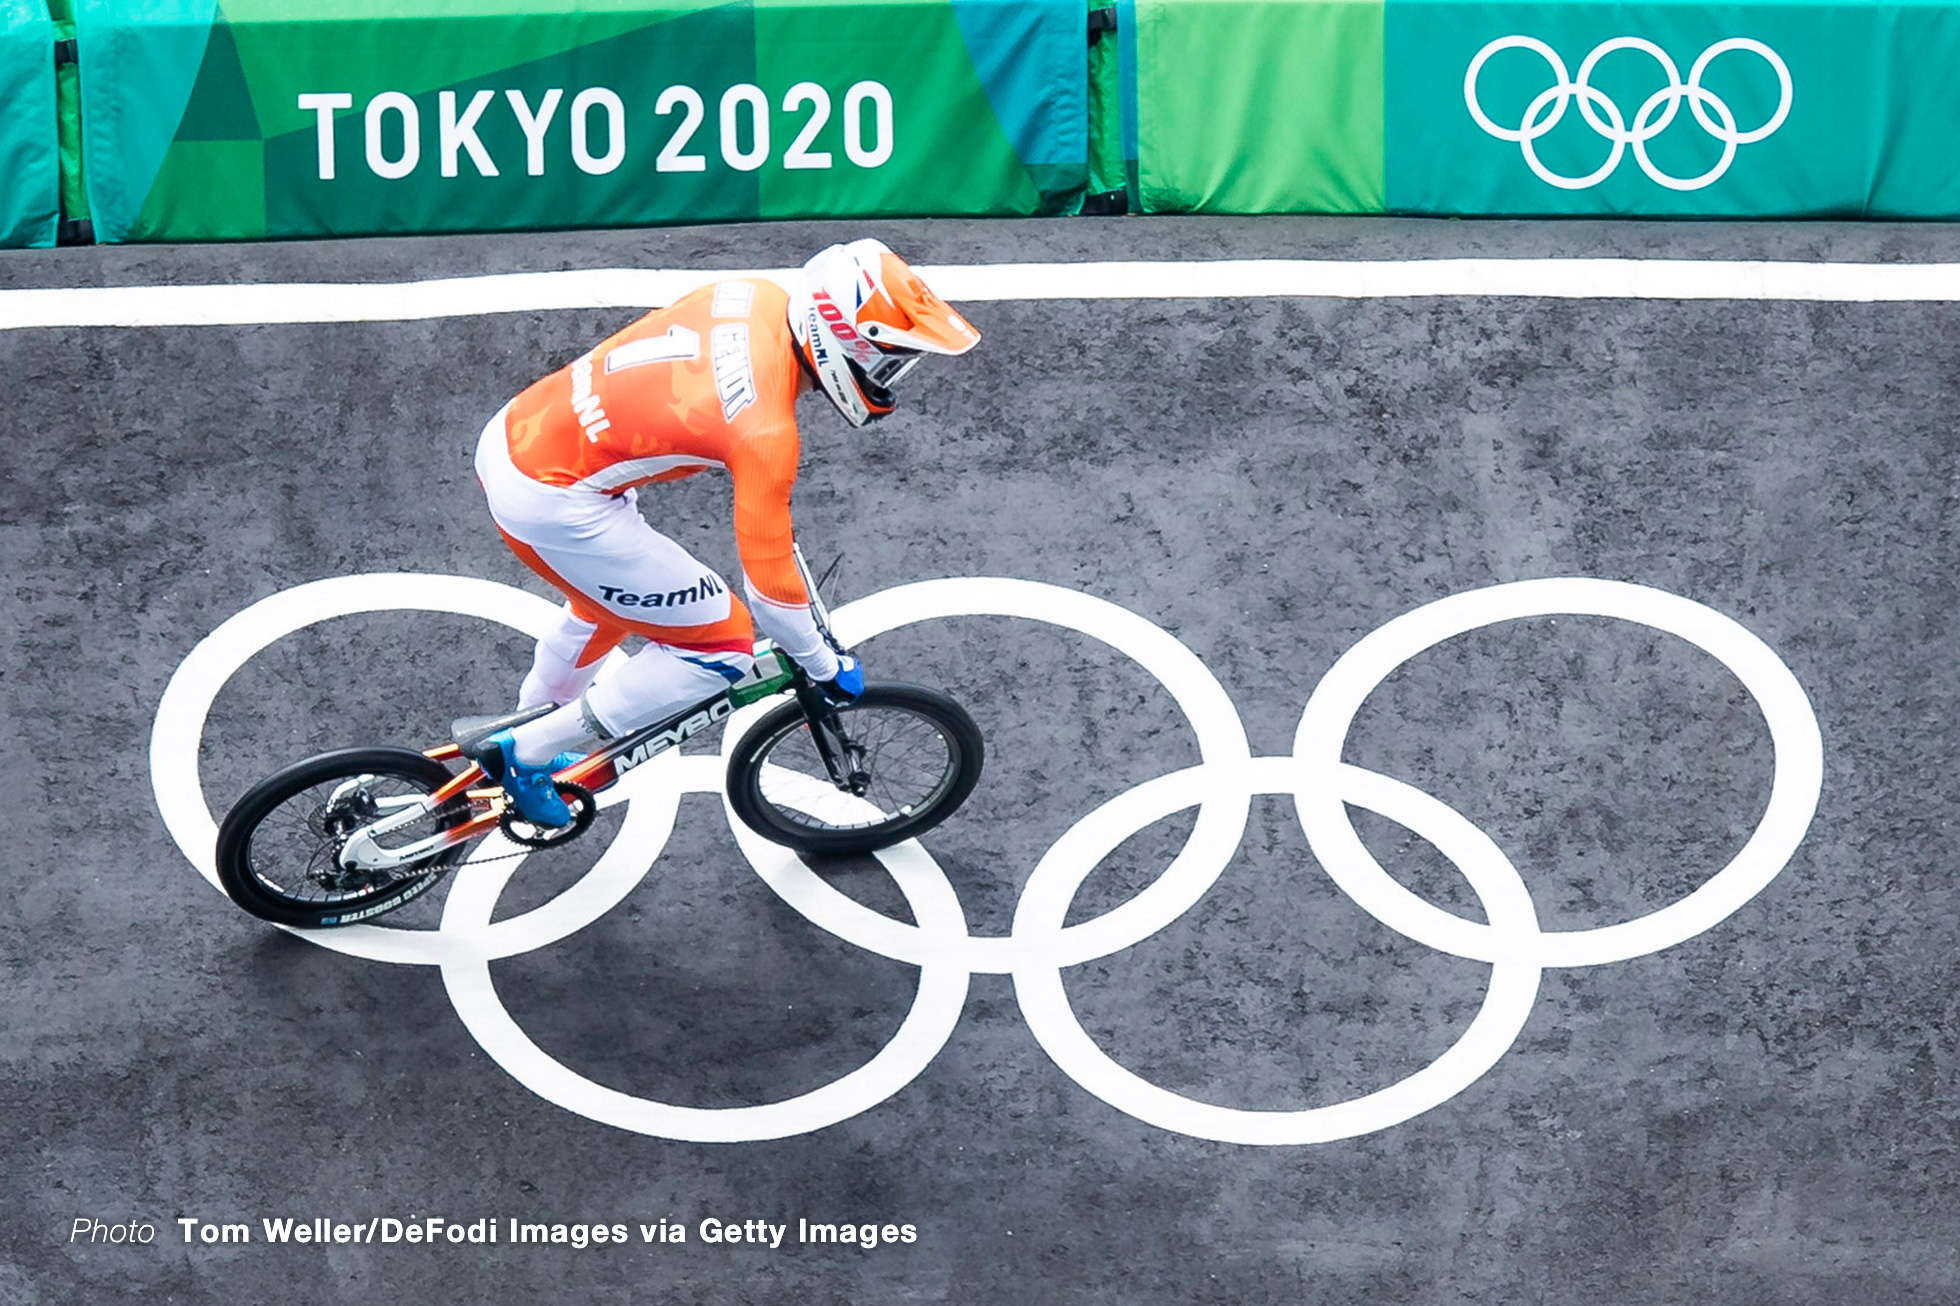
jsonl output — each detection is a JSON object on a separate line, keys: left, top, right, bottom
{"left": 475, "top": 409, "right": 754, "bottom": 764}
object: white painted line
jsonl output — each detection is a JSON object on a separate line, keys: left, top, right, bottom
{"left": 924, "top": 258, "right": 1960, "bottom": 304}
{"left": 155, "top": 571, "right": 1819, "bottom": 1142}
{"left": 0, "top": 269, "right": 771, "bottom": 329}
{"left": 9, "top": 257, "right": 1960, "bottom": 329}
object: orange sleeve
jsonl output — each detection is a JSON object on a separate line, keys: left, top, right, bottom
{"left": 728, "top": 419, "right": 809, "bottom": 609}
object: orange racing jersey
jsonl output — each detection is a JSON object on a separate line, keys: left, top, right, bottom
{"left": 502, "top": 278, "right": 811, "bottom": 609}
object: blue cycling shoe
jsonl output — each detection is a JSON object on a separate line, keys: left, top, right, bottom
{"left": 473, "top": 731, "right": 571, "bottom": 828}
{"left": 547, "top": 752, "right": 585, "bottom": 772}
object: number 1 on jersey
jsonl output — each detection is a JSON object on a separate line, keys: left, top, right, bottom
{"left": 605, "top": 326, "right": 702, "bottom": 373}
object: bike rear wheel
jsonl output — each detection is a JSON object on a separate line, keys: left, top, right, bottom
{"left": 725, "top": 683, "right": 984, "bottom": 857}
{"left": 215, "top": 747, "right": 474, "bottom": 928}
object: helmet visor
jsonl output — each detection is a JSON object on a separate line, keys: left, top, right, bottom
{"left": 850, "top": 349, "right": 921, "bottom": 410}
{"left": 862, "top": 349, "right": 921, "bottom": 392}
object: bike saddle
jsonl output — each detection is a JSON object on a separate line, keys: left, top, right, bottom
{"left": 450, "top": 704, "right": 556, "bottom": 755}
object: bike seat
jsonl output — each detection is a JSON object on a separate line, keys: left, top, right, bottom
{"left": 450, "top": 704, "right": 557, "bottom": 755}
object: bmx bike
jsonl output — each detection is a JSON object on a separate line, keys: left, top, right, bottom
{"left": 214, "top": 551, "right": 984, "bottom": 929}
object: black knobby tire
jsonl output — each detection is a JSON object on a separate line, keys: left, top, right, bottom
{"left": 215, "top": 747, "right": 473, "bottom": 929}
{"left": 725, "top": 683, "right": 984, "bottom": 857}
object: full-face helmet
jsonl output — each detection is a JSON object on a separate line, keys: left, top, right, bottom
{"left": 789, "top": 239, "right": 981, "bottom": 426}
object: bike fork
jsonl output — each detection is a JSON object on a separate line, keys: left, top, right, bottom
{"left": 794, "top": 682, "right": 869, "bottom": 795}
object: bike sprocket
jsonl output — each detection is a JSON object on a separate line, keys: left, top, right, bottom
{"left": 496, "top": 781, "right": 597, "bottom": 849}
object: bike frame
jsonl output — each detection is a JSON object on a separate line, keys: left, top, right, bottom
{"left": 336, "top": 547, "right": 852, "bottom": 874}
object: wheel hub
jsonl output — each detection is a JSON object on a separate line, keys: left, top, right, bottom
{"left": 313, "top": 788, "right": 392, "bottom": 892}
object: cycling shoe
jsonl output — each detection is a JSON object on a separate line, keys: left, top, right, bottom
{"left": 473, "top": 731, "right": 571, "bottom": 828}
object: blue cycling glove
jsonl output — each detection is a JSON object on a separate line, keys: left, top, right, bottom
{"left": 815, "top": 654, "right": 864, "bottom": 705}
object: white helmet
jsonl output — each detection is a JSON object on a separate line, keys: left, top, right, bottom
{"left": 788, "top": 239, "right": 981, "bottom": 426}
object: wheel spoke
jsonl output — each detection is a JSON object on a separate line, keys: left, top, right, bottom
{"left": 753, "top": 700, "right": 958, "bottom": 833}
{"left": 239, "top": 766, "right": 462, "bottom": 909}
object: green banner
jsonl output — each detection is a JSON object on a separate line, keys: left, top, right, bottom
{"left": 60, "top": 0, "right": 1960, "bottom": 238}
{"left": 1, "top": 0, "right": 59, "bottom": 248}
{"left": 1131, "top": 0, "right": 1383, "bottom": 214}
{"left": 1086, "top": 0, "right": 1123, "bottom": 201}
{"left": 1386, "top": 1, "right": 1960, "bottom": 217}
{"left": 74, "top": 0, "right": 1087, "bottom": 243}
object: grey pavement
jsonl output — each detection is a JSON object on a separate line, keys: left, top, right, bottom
{"left": 1, "top": 217, "right": 1956, "bottom": 1304}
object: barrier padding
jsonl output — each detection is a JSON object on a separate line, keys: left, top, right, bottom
{"left": 72, "top": 0, "right": 1088, "bottom": 243}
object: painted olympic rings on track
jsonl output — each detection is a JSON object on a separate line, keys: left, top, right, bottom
{"left": 151, "top": 573, "right": 1822, "bottom": 1144}
{"left": 1465, "top": 36, "right": 1794, "bottom": 191}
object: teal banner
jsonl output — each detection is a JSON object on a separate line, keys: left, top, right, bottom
{"left": 1386, "top": 1, "right": 1960, "bottom": 217}
{"left": 1, "top": 0, "right": 58, "bottom": 247}
{"left": 71, "top": 0, "right": 1086, "bottom": 243}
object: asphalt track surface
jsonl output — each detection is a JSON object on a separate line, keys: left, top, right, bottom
{"left": 5, "top": 217, "right": 1960, "bottom": 1304}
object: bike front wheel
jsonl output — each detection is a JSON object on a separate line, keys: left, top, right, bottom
{"left": 724, "top": 683, "right": 984, "bottom": 857}
{"left": 215, "top": 747, "right": 474, "bottom": 928}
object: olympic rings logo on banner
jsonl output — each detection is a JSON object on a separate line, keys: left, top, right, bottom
{"left": 150, "top": 574, "right": 1823, "bottom": 1145}
{"left": 1464, "top": 36, "right": 1794, "bottom": 191}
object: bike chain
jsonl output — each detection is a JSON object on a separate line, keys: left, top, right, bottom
{"left": 320, "top": 789, "right": 598, "bottom": 897}
{"left": 415, "top": 794, "right": 595, "bottom": 876}
{"left": 333, "top": 799, "right": 532, "bottom": 892}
